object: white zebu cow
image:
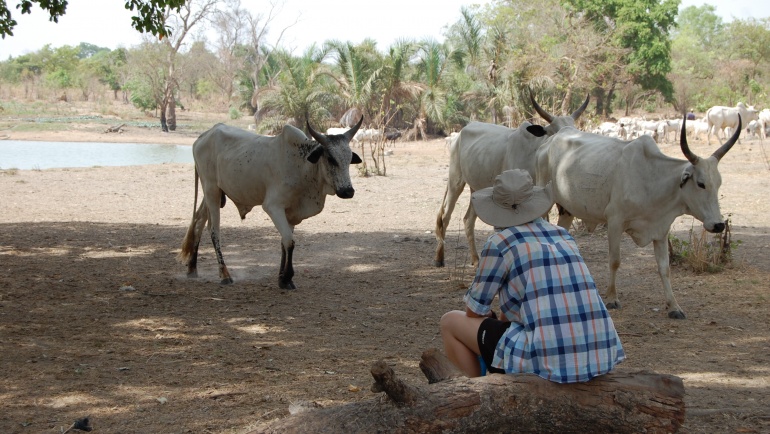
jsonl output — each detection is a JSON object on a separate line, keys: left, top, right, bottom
{"left": 328, "top": 127, "right": 361, "bottom": 147}
{"left": 445, "top": 131, "right": 459, "bottom": 151}
{"left": 534, "top": 116, "right": 741, "bottom": 319}
{"left": 636, "top": 120, "right": 661, "bottom": 142}
{"left": 706, "top": 102, "right": 758, "bottom": 145}
{"left": 758, "top": 109, "right": 770, "bottom": 140}
{"left": 688, "top": 117, "right": 710, "bottom": 142}
{"left": 179, "top": 117, "right": 363, "bottom": 289}
{"left": 434, "top": 95, "right": 589, "bottom": 267}
{"left": 746, "top": 120, "right": 761, "bottom": 139}
{"left": 657, "top": 119, "right": 681, "bottom": 144}
{"left": 326, "top": 127, "right": 350, "bottom": 135}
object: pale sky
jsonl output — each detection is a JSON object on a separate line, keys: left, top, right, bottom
{"left": 1, "top": 0, "right": 769, "bottom": 60}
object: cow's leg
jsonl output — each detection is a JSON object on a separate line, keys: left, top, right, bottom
{"left": 263, "top": 205, "right": 296, "bottom": 289}
{"left": 279, "top": 239, "right": 296, "bottom": 290}
{"left": 555, "top": 205, "right": 574, "bottom": 229}
{"left": 204, "top": 190, "right": 233, "bottom": 285}
{"left": 653, "top": 237, "right": 685, "bottom": 319}
{"left": 184, "top": 201, "right": 209, "bottom": 278}
{"left": 603, "top": 220, "right": 623, "bottom": 310}
{"left": 434, "top": 178, "right": 466, "bottom": 267}
{"left": 462, "top": 199, "right": 480, "bottom": 268}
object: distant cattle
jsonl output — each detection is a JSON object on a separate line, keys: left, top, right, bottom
{"left": 434, "top": 94, "right": 589, "bottom": 267}
{"left": 534, "top": 116, "right": 741, "bottom": 319}
{"left": 179, "top": 117, "right": 363, "bottom": 289}
{"left": 385, "top": 129, "right": 402, "bottom": 145}
{"left": 657, "top": 119, "right": 681, "bottom": 144}
{"left": 706, "top": 102, "right": 758, "bottom": 145}
{"left": 758, "top": 109, "right": 770, "bottom": 140}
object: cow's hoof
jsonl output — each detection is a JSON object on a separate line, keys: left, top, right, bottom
{"left": 279, "top": 280, "right": 296, "bottom": 290}
{"left": 186, "top": 270, "right": 198, "bottom": 278}
{"left": 220, "top": 277, "right": 234, "bottom": 285}
{"left": 434, "top": 260, "right": 445, "bottom": 267}
{"left": 605, "top": 300, "right": 621, "bottom": 310}
{"left": 668, "top": 310, "right": 686, "bottom": 320}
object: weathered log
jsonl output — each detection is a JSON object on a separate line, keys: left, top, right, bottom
{"left": 248, "top": 349, "right": 685, "bottom": 434}
{"left": 104, "top": 123, "right": 126, "bottom": 133}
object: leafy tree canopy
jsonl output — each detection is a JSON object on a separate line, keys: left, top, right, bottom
{"left": 0, "top": 0, "right": 186, "bottom": 39}
{"left": 562, "top": 0, "right": 679, "bottom": 99}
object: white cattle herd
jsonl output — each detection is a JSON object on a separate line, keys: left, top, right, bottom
{"left": 180, "top": 96, "right": 753, "bottom": 319}
{"left": 588, "top": 102, "right": 767, "bottom": 145}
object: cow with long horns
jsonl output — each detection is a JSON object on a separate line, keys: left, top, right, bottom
{"left": 434, "top": 95, "right": 590, "bottom": 268}
{"left": 533, "top": 116, "right": 741, "bottom": 319}
{"left": 179, "top": 117, "right": 363, "bottom": 289}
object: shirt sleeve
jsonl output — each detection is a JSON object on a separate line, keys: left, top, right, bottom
{"left": 464, "top": 235, "right": 507, "bottom": 316}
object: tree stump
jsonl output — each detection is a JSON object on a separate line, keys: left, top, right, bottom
{"left": 248, "top": 348, "right": 685, "bottom": 433}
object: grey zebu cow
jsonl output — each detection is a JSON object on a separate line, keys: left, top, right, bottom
{"left": 434, "top": 95, "right": 589, "bottom": 267}
{"left": 179, "top": 117, "right": 363, "bottom": 289}
{"left": 534, "top": 116, "right": 740, "bottom": 319}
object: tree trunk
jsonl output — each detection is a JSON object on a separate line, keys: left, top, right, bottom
{"left": 594, "top": 88, "right": 605, "bottom": 118}
{"left": 159, "top": 100, "right": 169, "bottom": 133}
{"left": 561, "top": 84, "right": 574, "bottom": 116}
{"left": 167, "top": 95, "right": 177, "bottom": 131}
{"left": 605, "top": 85, "right": 616, "bottom": 117}
{"left": 165, "top": 50, "right": 177, "bottom": 132}
{"left": 249, "top": 349, "right": 685, "bottom": 434}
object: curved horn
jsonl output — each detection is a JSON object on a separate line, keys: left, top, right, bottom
{"left": 679, "top": 115, "right": 699, "bottom": 164}
{"left": 529, "top": 93, "right": 553, "bottom": 123}
{"left": 571, "top": 94, "right": 590, "bottom": 120}
{"left": 306, "top": 119, "right": 328, "bottom": 146}
{"left": 343, "top": 115, "right": 364, "bottom": 142}
{"left": 712, "top": 114, "right": 741, "bottom": 162}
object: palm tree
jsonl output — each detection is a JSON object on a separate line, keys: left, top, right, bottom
{"left": 378, "top": 39, "right": 421, "bottom": 129}
{"left": 415, "top": 39, "right": 451, "bottom": 135}
{"left": 257, "top": 47, "right": 340, "bottom": 134}
{"left": 320, "top": 40, "right": 382, "bottom": 126}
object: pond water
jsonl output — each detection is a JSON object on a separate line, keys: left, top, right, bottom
{"left": 0, "top": 141, "right": 194, "bottom": 170}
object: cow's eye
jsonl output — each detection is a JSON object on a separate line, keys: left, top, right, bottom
{"left": 697, "top": 182, "right": 706, "bottom": 189}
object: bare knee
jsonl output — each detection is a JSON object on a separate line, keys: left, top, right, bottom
{"left": 440, "top": 310, "right": 465, "bottom": 335}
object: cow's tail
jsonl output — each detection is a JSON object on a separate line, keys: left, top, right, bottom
{"left": 435, "top": 184, "right": 449, "bottom": 240}
{"left": 178, "top": 165, "right": 202, "bottom": 264}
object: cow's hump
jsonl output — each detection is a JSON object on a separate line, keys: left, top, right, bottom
{"left": 279, "top": 124, "right": 310, "bottom": 144}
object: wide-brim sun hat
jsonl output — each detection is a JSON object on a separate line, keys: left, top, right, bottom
{"left": 471, "top": 169, "right": 554, "bottom": 228}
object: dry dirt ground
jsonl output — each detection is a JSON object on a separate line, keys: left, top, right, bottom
{"left": 1, "top": 121, "right": 770, "bottom": 433}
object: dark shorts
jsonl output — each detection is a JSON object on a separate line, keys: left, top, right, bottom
{"left": 477, "top": 317, "right": 512, "bottom": 375}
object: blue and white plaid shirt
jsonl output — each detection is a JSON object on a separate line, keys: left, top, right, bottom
{"left": 464, "top": 218, "right": 625, "bottom": 383}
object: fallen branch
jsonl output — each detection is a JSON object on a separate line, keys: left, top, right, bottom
{"left": 248, "top": 349, "right": 685, "bottom": 433}
{"left": 104, "top": 123, "right": 126, "bottom": 133}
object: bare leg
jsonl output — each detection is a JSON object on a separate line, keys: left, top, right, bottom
{"left": 439, "top": 310, "right": 485, "bottom": 377}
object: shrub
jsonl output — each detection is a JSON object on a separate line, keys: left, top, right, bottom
{"left": 669, "top": 218, "right": 739, "bottom": 273}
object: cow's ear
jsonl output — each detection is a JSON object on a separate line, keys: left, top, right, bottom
{"left": 350, "top": 152, "right": 362, "bottom": 165}
{"left": 307, "top": 144, "right": 324, "bottom": 164}
{"left": 679, "top": 166, "right": 694, "bottom": 188}
{"left": 526, "top": 125, "right": 547, "bottom": 137}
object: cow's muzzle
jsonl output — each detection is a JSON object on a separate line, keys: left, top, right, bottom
{"left": 336, "top": 187, "right": 355, "bottom": 199}
{"left": 708, "top": 222, "right": 725, "bottom": 233}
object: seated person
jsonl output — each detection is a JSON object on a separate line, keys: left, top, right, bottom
{"left": 440, "top": 169, "right": 625, "bottom": 383}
